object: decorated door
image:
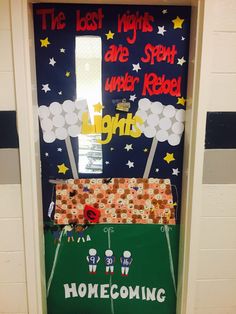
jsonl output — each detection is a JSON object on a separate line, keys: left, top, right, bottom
{"left": 33, "top": 3, "right": 191, "bottom": 314}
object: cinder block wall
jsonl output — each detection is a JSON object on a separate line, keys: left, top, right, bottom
{"left": 0, "top": 1, "right": 28, "bottom": 313}
{"left": 188, "top": 0, "right": 236, "bottom": 313}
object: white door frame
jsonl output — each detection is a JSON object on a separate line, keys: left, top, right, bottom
{"left": 10, "top": 0, "right": 204, "bottom": 313}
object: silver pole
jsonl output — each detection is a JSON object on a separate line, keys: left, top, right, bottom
{"left": 65, "top": 137, "right": 78, "bottom": 179}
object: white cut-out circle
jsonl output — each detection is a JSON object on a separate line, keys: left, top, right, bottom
{"left": 43, "top": 131, "right": 56, "bottom": 143}
{"left": 163, "top": 105, "right": 176, "bottom": 118}
{"left": 144, "top": 126, "right": 156, "bottom": 138}
{"left": 49, "top": 102, "right": 62, "bottom": 115}
{"left": 138, "top": 98, "right": 151, "bottom": 111}
{"left": 159, "top": 117, "right": 172, "bottom": 130}
{"left": 147, "top": 113, "right": 159, "bottom": 127}
{"left": 133, "top": 122, "right": 145, "bottom": 133}
{"left": 168, "top": 134, "right": 181, "bottom": 146}
{"left": 138, "top": 123, "right": 145, "bottom": 132}
{"left": 156, "top": 130, "right": 169, "bottom": 142}
{"left": 78, "top": 111, "right": 83, "bottom": 121}
{"left": 151, "top": 101, "right": 163, "bottom": 114}
{"left": 68, "top": 125, "right": 81, "bottom": 137}
{"left": 135, "top": 110, "right": 148, "bottom": 122}
{"left": 172, "top": 122, "right": 184, "bottom": 135}
{"left": 65, "top": 112, "right": 78, "bottom": 125}
{"left": 52, "top": 115, "right": 65, "bottom": 128}
{"left": 75, "top": 99, "right": 88, "bottom": 111}
{"left": 62, "top": 100, "right": 75, "bottom": 113}
{"left": 40, "top": 118, "right": 53, "bottom": 131}
{"left": 175, "top": 109, "right": 185, "bottom": 122}
{"left": 55, "top": 127, "right": 68, "bottom": 140}
{"left": 78, "top": 110, "right": 88, "bottom": 121}
{"left": 38, "top": 105, "right": 50, "bottom": 119}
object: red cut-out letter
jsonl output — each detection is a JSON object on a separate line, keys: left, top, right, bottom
{"left": 142, "top": 72, "right": 157, "bottom": 96}
{"left": 36, "top": 8, "right": 66, "bottom": 30}
{"left": 104, "top": 45, "right": 129, "bottom": 63}
{"left": 51, "top": 11, "right": 66, "bottom": 30}
{"left": 36, "top": 9, "right": 53, "bottom": 30}
{"left": 76, "top": 8, "right": 104, "bottom": 32}
{"left": 141, "top": 43, "right": 152, "bottom": 63}
{"left": 97, "top": 8, "right": 104, "bottom": 29}
{"left": 120, "top": 46, "right": 129, "bottom": 62}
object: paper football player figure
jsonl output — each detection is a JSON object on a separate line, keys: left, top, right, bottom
{"left": 105, "top": 249, "right": 115, "bottom": 275}
{"left": 87, "top": 248, "right": 100, "bottom": 274}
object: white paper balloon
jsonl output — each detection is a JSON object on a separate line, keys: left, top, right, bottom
{"left": 52, "top": 115, "right": 65, "bottom": 128}
{"left": 135, "top": 110, "right": 148, "bottom": 122}
{"left": 163, "top": 105, "right": 176, "bottom": 118}
{"left": 159, "top": 117, "right": 172, "bottom": 130}
{"left": 168, "top": 134, "right": 181, "bottom": 146}
{"left": 40, "top": 118, "right": 53, "bottom": 131}
{"left": 133, "top": 122, "right": 145, "bottom": 133}
{"left": 156, "top": 130, "right": 169, "bottom": 142}
{"left": 68, "top": 125, "right": 81, "bottom": 137}
{"left": 137, "top": 123, "right": 145, "bottom": 132}
{"left": 78, "top": 110, "right": 90, "bottom": 121}
{"left": 49, "top": 102, "right": 62, "bottom": 115}
{"left": 175, "top": 109, "right": 185, "bottom": 122}
{"left": 172, "top": 122, "right": 184, "bottom": 135}
{"left": 138, "top": 98, "right": 151, "bottom": 111}
{"left": 65, "top": 112, "right": 78, "bottom": 125}
{"left": 78, "top": 111, "right": 84, "bottom": 121}
{"left": 38, "top": 105, "right": 50, "bottom": 119}
{"left": 151, "top": 101, "right": 163, "bottom": 114}
{"left": 147, "top": 113, "right": 159, "bottom": 127}
{"left": 43, "top": 131, "right": 55, "bottom": 143}
{"left": 75, "top": 98, "right": 88, "bottom": 111}
{"left": 143, "top": 126, "right": 156, "bottom": 138}
{"left": 55, "top": 127, "right": 68, "bottom": 140}
{"left": 62, "top": 100, "right": 75, "bottom": 112}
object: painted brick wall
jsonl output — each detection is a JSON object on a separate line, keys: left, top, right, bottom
{"left": 0, "top": 1, "right": 28, "bottom": 313}
{"left": 190, "top": 0, "right": 236, "bottom": 313}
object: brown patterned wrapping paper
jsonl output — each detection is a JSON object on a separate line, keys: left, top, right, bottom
{"left": 55, "top": 178, "right": 176, "bottom": 225}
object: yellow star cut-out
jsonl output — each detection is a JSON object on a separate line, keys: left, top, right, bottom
{"left": 93, "top": 102, "right": 104, "bottom": 113}
{"left": 65, "top": 71, "right": 71, "bottom": 77}
{"left": 172, "top": 16, "right": 184, "bottom": 29}
{"left": 163, "top": 153, "right": 175, "bottom": 164}
{"left": 177, "top": 96, "right": 186, "bottom": 106}
{"left": 40, "top": 37, "right": 50, "bottom": 48}
{"left": 143, "top": 148, "right": 148, "bottom": 152}
{"left": 57, "top": 163, "right": 69, "bottom": 174}
{"left": 105, "top": 30, "right": 115, "bottom": 40}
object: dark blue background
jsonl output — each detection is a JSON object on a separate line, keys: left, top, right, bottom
{"left": 33, "top": 3, "right": 191, "bottom": 223}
